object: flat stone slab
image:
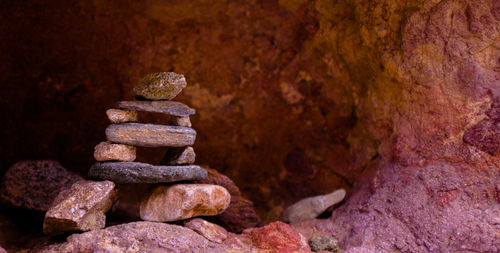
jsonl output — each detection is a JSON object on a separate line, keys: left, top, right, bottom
{"left": 88, "top": 162, "right": 208, "bottom": 183}
{"left": 116, "top": 101, "right": 195, "bottom": 117}
{"left": 106, "top": 123, "right": 196, "bottom": 147}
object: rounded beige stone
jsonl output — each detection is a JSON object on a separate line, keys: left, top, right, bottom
{"left": 140, "top": 184, "right": 230, "bottom": 222}
{"left": 106, "top": 109, "right": 137, "bottom": 123}
{"left": 94, "top": 141, "right": 136, "bottom": 162}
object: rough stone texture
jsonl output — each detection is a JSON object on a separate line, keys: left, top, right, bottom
{"left": 89, "top": 162, "right": 207, "bottom": 183}
{"left": 161, "top": 146, "right": 196, "bottom": 165}
{"left": 309, "top": 235, "right": 339, "bottom": 252}
{"left": 93, "top": 141, "right": 136, "bottom": 162}
{"left": 195, "top": 167, "right": 261, "bottom": 232}
{"left": 171, "top": 116, "right": 192, "bottom": 127}
{"left": 106, "top": 123, "right": 196, "bottom": 147}
{"left": 116, "top": 100, "right": 195, "bottom": 117}
{"left": 184, "top": 218, "right": 228, "bottom": 243}
{"left": 140, "top": 184, "right": 231, "bottom": 222}
{"left": 242, "top": 221, "right": 311, "bottom": 253}
{"left": 134, "top": 72, "right": 187, "bottom": 100}
{"left": 0, "top": 160, "right": 82, "bottom": 211}
{"left": 283, "top": 189, "right": 346, "bottom": 223}
{"left": 38, "top": 222, "right": 231, "bottom": 253}
{"left": 43, "top": 180, "right": 117, "bottom": 235}
{"left": 2, "top": 0, "right": 500, "bottom": 251}
{"left": 105, "top": 109, "right": 137, "bottom": 123}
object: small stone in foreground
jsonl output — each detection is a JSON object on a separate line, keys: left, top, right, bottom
{"left": 93, "top": 141, "right": 136, "bottom": 162}
{"left": 89, "top": 162, "right": 207, "bottom": 183}
{"left": 43, "top": 180, "right": 117, "bottom": 235}
{"left": 184, "top": 218, "right": 228, "bottom": 243}
{"left": 106, "top": 123, "right": 196, "bottom": 147}
{"left": 283, "top": 189, "right": 346, "bottom": 223}
{"left": 134, "top": 72, "right": 187, "bottom": 100}
{"left": 171, "top": 116, "right": 192, "bottom": 127}
{"left": 140, "top": 184, "right": 231, "bottom": 222}
{"left": 116, "top": 101, "right": 195, "bottom": 117}
{"left": 0, "top": 160, "right": 82, "bottom": 211}
{"left": 106, "top": 109, "right": 137, "bottom": 123}
{"left": 309, "top": 234, "right": 339, "bottom": 252}
{"left": 161, "top": 146, "right": 195, "bottom": 165}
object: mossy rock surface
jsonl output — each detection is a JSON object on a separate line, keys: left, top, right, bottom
{"left": 134, "top": 72, "right": 187, "bottom": 100}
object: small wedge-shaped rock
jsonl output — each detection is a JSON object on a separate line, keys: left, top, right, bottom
{"left": 106, "top": 109, "right": 137, "bottom": 123}
{"left": 184, "top": 218, "right": 228, "bottom": 243}
{"left": 94, "top": 141, "right": 136, "bottom": 162}
{"left": 89, "top": 162, "right": 207, "bottom": 183}
{"left": 283, "top": 189, "right": 346, "bottom": 223}
{"left": 106, "top": 123, "right": 196, "bottom": 147}
{"left": 134, "top": 72, "right": 187, "bottom": 100}
{"left": 140, "top": 184, "right": 231, "bottom": 222}
{"left": 171, "top": 116, "right": 192, "bottom": 127}
{"left": 161, "top": 146, "right": 196, "bottom": 165}
{"left": 43, "top": 180, "right": 117, "bottom": 235}
{"left": 116, "top": 101, "right": 195, "bottom": 117}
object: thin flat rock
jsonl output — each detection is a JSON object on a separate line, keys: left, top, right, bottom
{"left": 106, "top": 123, "right": 196, "bottom": 147}
{"left": 88, "top": 162, "right": 207, "bottom": 183}
{"left": 116, "top": 101, "right": 195, "bottom": 117}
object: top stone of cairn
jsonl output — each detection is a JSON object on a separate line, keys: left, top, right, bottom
{"left": 134, "top": 72, "right": 187, "bottom": 100}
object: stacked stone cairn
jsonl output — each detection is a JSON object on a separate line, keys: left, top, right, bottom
{"left": 43, "top": 72, "right": 230, "bottom": 235}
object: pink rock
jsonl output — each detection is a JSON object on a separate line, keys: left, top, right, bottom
{"left": 184, "top": 218, "right": 228, "bottom": 243}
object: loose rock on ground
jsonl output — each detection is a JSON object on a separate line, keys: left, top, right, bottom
{"left": 43, "top": 180, "right": 117, "bottom": 235}
{"left": 283, "top": 189, "right": 346, "bottom": 223}
{"left": 0, "top": 160, "right": 82, "bottom": 211}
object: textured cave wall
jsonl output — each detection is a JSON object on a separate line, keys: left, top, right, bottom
{"left": 1, "top": 0, "right": 500, "bottom": 251}
{"left": 0, "top": 0, "right": 361, "bottom": 221}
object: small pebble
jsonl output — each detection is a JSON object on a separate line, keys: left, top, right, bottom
{"left": 94, "top": 141, "right": 136, "bottom": 162}
{"left": 106, "top": 109, "right": 137, "bottom": 123}
{"left": 134, "top": 72, "right": 187, "bottom": 100}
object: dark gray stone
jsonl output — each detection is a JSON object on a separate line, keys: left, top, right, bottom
{"left": 116, "top": 101, "right": 195, "bottom": 117}
{"left": 105, "top": 123, "right": 196, "bottom": 147}
{"left": 88, "top": 162, "right": 207, "bottom": 183}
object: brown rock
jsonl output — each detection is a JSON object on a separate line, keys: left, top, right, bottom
{"left": 43, "top": 180, "right": 118, "bottom": 235}
{"left": 38, "top": 221, "right": 231, "bottom": 252}
{"left": 93, "top": 141, "right": 136, "bottom": 162}
{"left": 195, "top": 167, "right": 260, "bottom": 232}
{"left": 0, "top": 160, "right": 82, "bottom": 211}
{"left": 106, "top": 123, "right": 196, "bottom": 147}
{"left": 116, "top": 100, "right": 195, "bottom": 117}
{"left": 105, "top": 109, "right": 137, "bottom": 123}
{"left": 161, "top": 146, "right": 195, "bottom": 165}
{"left": 171, "top": 116, "right": 192, "bottom": 127}
{"left": 283, "top": 189, "right": 346, "bottom": 223}
{"left": 134, "top": 72, "right": 187, "bottom": 100}
{"left": 184, "top": 218, "right": 228, "bottom": 243}
{"left": 140, "top": 184, "right": 231, "bottom": 222}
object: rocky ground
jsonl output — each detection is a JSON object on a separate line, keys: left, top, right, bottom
{"left": 0, "top": 0, "right": 499, "bottom": 252}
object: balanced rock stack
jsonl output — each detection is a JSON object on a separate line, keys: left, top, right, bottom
{"left": 89, "top": 72, "right": 231, "bottom": 222}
